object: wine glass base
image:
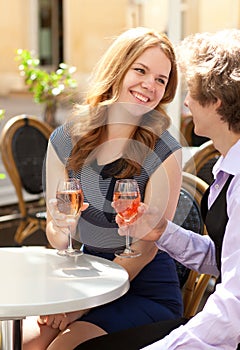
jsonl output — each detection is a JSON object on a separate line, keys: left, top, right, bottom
{"left": 114, "top": 248, "right": 141, "bottom": 258}
{"left": 57, "top": 249, "right": 83, "bottom": 257}
{"left": 57, "top": 250, "right": 68, "bottom": 256}
{"left": 67, "top": 249, "right": 83, "bottom": 257}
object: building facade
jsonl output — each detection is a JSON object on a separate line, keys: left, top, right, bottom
{"left": 1, "top": 0, "right": 239, "bottom": 96}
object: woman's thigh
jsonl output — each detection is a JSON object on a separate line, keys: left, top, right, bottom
{"left": 47, "top": 321, "right": 107, "bottom": 350}
{"left": 80, "top": 294, "right": 178, "bottom": 333}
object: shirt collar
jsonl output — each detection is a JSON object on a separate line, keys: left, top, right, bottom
{"left": 212, "top": 139, "right": 240, "bottom": 178}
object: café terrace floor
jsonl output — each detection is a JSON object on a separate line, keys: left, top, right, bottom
{"left": 0, "top": 201, "right": 48, "bottom": 247}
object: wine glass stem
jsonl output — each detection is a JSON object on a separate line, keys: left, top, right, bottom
{"left": 67, "top": 231, "right": 73, "bottom": 251}
{"left": 125, "top": 227, "right": 131, "bottom": 251}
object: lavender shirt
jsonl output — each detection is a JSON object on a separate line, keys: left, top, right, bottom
{"left": 142, "top": 139, "right": 240, "bottom": 350}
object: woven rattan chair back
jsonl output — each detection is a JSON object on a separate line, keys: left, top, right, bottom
{"left": 173, "top": 172, "right": 211, "bottom": 318}
{"left": 0, "top": 114, "right": 53, "bottom": 244}
{"left": 183, "top": 140, "right": 221, "bottom": 185}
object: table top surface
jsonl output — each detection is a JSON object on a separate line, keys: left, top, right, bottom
{"left": 0, "top": 247, "right": 129, "bottom": 320}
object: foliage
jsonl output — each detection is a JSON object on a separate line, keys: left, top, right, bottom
{"left": 15, "top": 49, "right": 78, "bottom": 126}
{"left": 0, "top": 109, "right": 5, "bottom": 120}
{"left": 16, "top": 49, "right": 78, "bottom": 104}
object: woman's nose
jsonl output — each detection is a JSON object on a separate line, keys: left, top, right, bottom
{"left": 142, "top": 75, "right": 155, "bottom": 92}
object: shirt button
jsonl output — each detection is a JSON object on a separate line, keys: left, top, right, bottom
{"left": 215, "top": 184, "right": 220, "bottom": 189}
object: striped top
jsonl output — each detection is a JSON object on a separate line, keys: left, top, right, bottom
{"left": 50, "top": 124, "right": 181, "bottom": 250}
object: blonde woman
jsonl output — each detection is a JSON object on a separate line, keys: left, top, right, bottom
{"left": 23, "top": 27, "right": 182, "bottom": 350}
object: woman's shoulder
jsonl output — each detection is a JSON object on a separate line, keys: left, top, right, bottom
{"left": 155, "top": 130, "right": 181, "bottom": 157}
{"left": 50, "top": 104, "right": 91, "bottom": 161}
{"left": 141, "top": 130, "right": 181, "bottom": 175}
{"left": 50, "top": 124, "right": 71, "bottom": 150}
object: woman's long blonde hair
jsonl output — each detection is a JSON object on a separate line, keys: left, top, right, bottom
{"left": 68, "top": 27, "right": 178, "bottom": 177}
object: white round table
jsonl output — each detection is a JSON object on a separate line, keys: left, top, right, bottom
{"left": 0, "top": 247, "right": 129, "bottom": 350}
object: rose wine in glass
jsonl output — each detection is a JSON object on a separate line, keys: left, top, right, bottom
{"left": 113, "top": 179, "right": 141, "bottom": 258}
{"left": 56, "top": 178, "right": 83, "bottom": 256}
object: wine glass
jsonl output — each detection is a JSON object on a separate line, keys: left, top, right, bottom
{"left": 113, "top": 179, "right": 141, "bottom": 258}
{"left": 56, "top": 178, "right": 83, "bottom": 256}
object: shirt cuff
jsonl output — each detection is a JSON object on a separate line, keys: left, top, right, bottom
{"left": 155, "top": 220, "right": 188, "bottom": 257}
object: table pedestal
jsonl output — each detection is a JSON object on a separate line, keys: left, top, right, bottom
{"left": 0, "top": 319, "right": 22, "bottom": 350}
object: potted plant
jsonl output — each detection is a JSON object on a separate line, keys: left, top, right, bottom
{"left": 16, "top": 49, "right": 78, "bottom": 128}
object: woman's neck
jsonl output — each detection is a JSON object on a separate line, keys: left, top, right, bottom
{"left": 106, "top": 103, "right": 142, "bottom": 139}
{"left": 107, "top": 123, "right": 135, "bottom": 140}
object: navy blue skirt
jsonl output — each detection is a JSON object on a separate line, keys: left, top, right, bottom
{"left": 80, "top": 246, "right": 183, "bottom": 333}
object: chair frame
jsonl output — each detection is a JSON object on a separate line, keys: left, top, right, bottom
{"left": 180, "top": 115, "right": 194, "bottom": 146}
{"left": 183, "top": 140, "right": 220, "bottom": 184}
{"left": 0, "top": 114, "right": 53, "bottom": 244}
{"left": 180, "top": 115, "right": 209, "bottom": 147}
{"left": 180, "top": 172, "right": 212, "bottom": 318}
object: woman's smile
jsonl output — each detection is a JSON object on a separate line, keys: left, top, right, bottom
{"left": 117, "top": 46, "right": 171, "bottom": 110}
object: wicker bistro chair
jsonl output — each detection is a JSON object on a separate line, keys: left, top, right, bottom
{"left": 0, "top": 115, "right": 53, "bottom": 244}
{"left": 173, "top": 172, "right": 211, "bottom": 318}
{"left": 183, "top": 140, "right": 221, "bottom": 185}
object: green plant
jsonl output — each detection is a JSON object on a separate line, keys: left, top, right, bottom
{"left": 16, "top": 49, "right": 78, "bottom": 127}
{"left": 0, "top": 109, "right": 5, "bottom": 120}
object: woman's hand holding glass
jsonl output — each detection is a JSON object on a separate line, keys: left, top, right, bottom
{"left": 49, "top": 178, "right": 88, "bottom": 256}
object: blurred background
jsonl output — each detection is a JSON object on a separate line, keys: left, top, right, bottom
{"left": 1, "top": 0, "right": 239, "bottom": 129}
{"left": 0, "top": 0, "right": 239, "bottom": 244}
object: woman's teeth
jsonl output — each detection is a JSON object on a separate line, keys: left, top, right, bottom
{"left": 132, "top": 92, "right": 149, "bottom": 103}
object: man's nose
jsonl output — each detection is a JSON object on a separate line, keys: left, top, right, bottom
{"left": 184, "top": 92, "right": 190, "bottom": 107}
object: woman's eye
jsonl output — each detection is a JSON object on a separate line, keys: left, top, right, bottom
{"left": 134, "top": 68, "right": 145, "bottom": 74}
{"left": 156, "top": 78, "right": 166, "bottom": 85}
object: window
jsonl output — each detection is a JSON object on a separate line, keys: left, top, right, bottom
{"left": 38, "top": 0, "right": 63, "bottom": 67}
